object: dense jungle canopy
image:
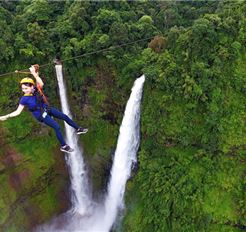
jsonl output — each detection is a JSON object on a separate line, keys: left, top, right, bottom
{"left": 0, "top": 1, "right": 245, "bottom": 231}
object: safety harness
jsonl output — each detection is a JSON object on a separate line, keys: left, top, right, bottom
{"left": 26, "top": 87, "right": 50, "bottom": 116}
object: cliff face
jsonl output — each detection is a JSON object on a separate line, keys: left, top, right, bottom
{"left": 0, "top": 126, "right": 70, "bottom": 231}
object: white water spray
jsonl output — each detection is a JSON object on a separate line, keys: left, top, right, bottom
{"left": 55, "top": 65, "right": 90, "bottom": 214}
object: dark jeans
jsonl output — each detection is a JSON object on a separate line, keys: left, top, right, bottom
{"left": 38, "top": 107, "right": 79, "bottom": 146}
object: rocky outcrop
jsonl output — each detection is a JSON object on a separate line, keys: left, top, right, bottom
{"left": 0, "top": 128, "right": 70, "bottom": 231}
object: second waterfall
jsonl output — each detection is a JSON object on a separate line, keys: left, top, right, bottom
{"left": 55, "top": 64, "right": 91, "bottom": 214}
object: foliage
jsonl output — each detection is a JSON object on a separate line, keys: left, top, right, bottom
{"left": 0, "top": 1, "right": 245, "bottom": 231}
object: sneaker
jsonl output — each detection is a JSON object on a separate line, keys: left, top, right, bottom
{"left": 60, "top": 145, "right": 74, "bottom": 153}
{"left": 76, "top": 127, "right": 88, "bottom": 135}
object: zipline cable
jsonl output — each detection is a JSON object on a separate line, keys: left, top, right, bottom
{"left": 0, "top": 36, "right": 155, "bottom": 78}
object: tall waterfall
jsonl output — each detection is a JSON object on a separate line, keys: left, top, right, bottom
{"left": 55, "top": 64, "right": 90, "bottom": 214}
{"left": 102, "top": 74, "right": 145, "bottom": 231}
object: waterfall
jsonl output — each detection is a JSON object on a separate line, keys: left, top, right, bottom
{"left": 55, "top": 64, "right": 90, "bottom": 214}
{"left": 102, "top": 74, "right": 145, "bottom": 231}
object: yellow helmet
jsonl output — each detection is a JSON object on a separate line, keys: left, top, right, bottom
{"left": 20, "top": 77, "right": 35, "bottom": 85}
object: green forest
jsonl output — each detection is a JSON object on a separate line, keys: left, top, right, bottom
{"left": 0, "top": 0, "right": 245, "bottom": 231}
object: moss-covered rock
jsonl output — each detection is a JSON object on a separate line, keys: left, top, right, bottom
{"left": 0, "top": 123, "right": 70, "bottom": 231}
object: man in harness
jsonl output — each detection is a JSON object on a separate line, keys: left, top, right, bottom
{"left": 0, "top": 65, "right": 88, "bottom": 153}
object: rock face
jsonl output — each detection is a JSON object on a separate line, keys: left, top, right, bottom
{"left": 0, "top": 129, "right": 71, "bottom": 231}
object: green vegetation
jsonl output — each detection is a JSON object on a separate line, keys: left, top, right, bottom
{"left": 0, "top": 1, "right": 245, "bottom": 231}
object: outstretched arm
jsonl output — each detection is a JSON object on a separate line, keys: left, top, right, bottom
{"left": 29, "top": 65, "right": 44, "bottom": 88}
{"left": 0, "top": 104, "right": 25, "bottom": 121}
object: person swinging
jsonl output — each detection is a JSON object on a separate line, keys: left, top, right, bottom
{"left": 0, "top": 65, "right": 88, "bottom": 153}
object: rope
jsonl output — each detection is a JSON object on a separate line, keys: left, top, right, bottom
{"left": 0, "top": 36, "right": 155, "bottom": 78}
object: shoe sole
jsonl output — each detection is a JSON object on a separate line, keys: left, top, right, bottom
{"left": 60, "top": 148, "right": 74, "bottom": 153}
{"left": 77, "top": 130, "right": 88, "bottom": 135}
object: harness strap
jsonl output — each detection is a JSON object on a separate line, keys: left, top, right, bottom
{"left": 26, "top": 87, "right": 50, "bottom": 114}
{"left": 37, "top": 85, "right": 49, "bottom": 105}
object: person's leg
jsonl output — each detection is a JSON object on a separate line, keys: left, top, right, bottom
{"left": 41, "top": 115, "right": 66, "bottom": 146}
{"left": 48, "top": 107, "right": 79, "bottom": 130}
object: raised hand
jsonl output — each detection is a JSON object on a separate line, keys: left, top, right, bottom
{"left": 29, "top": 65, "right": 39, "bottom": 77}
